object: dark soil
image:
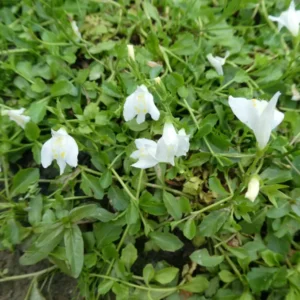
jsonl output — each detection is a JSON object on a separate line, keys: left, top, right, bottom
{"left": 0, "top": 250, "right": 80, "bottom": 300}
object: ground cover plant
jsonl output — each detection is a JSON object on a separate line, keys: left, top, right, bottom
{"left": 1, "top": 0, "right": 300, "bottom": 299}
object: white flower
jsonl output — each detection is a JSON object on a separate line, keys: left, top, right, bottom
{"left": 156, "top": 123, "right": 190, "bottom": 166}
{"left": 206, "top": 51, "right": 230, "bottom": 76}
{"left": 245, "top": 176, "right": 260, "bottom": 202}
{"left": 130, "top": 138, "right": 158, "bottom": 169}
{"left": 71, "top": 20, "right": 81, "bottom": 41}
{"left": 291, "top": 84, "right": 300, "bottom": 101}
{"left": 229, "top": 92, "right": 284, "bottom": 149}
{"left": 2, "top": 108, "right": 30, "bottom": 129}
{"left": 268, "top": 0, "right": 300, "bottom": 36}
{"left": 41, "top": 128, "right": 79, "bottom": 175}
{"left": 123, "top": 85, "right": 160, "bottom": 124}
{"left": 127, "top": 44, "right": 135, "bottom": 61}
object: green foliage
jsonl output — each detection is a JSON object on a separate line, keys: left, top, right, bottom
{"left": 0, "top": 0, "right": 300, "bottom": 299}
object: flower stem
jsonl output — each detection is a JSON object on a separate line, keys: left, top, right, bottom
{"left": 0, "top": 266, "right": 56, "bottom": 282}
{"left": 90, "top": 273, "right": 178, "bottom": 293}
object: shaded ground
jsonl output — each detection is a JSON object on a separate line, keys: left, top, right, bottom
{"left": 0, "top": 250, "right": 80, "bottom": 300}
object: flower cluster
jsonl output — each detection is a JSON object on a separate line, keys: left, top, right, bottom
{"left": 123, "top": 85, "right": 190, "bottom": 169}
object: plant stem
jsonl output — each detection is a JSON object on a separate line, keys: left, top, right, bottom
{"left": 0, "top": 266, "right": 56, "bottom": 282}
{"left": 145, "top": 182, "right": 192, "bottom": 198}
{"left": 111, "top": 168, "right": 138, "bottom": 203}
{"left": 90, "top": 274, "right": 178, "bottom": 293}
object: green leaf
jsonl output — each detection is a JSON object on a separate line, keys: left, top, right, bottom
{"left": 28, "top": 195, "right": 43, "bottom": 226}
{"left": 142, "top": 2, "right": 161, "bottom": 26}
{"left": 99, "top": 170, "right": 112, "bottom": 189}
{"left": 163, "top": 191, "right": 182, "bottom": 220}
{"left": 120, "top": 243, "right": 138, "bottom": 270}
{"left": 69, "top": 204, "right": 98, "bottom": 222}
{"left": 108, "top": 185, "right": 129, "bottom": 211}
{"left": 190, "top": 249, "right": 224, "bottom": 267}
{"left": 25, "top": 122, "right": 40, "bottom": 141}
{"left": 150, "top": 232, "right": 184, "bottom": 252}
{"left": 198, "top": 210, "right": 229, "bottom": 237}
{"left": 12, "top": 168, "right": 40, "bottom": 197}
{"left": 29, "top": 281, "right": 46, "bottom": 300}
{"left": 98, "top": 280, "right": 114, "bottom": 296}
{"left": 51, "top": 80, "right": 77, "bottom": 97}
{"left": 154, "top": 267, "right": 179, "bottom": 284}
{"left": 64, "top": 224, "right": 84, "bottom": 278}
{"left": 20, "top": 225, "right": 64, "bottom": 265}
{"left": 81, "top": 173, "right": 104, "bottom": 200}
{"left": 260, "top": 167, "right": 292, "bottom": 184}
{"left": 209, "top": 177, "right": 229, "bottom": 197}
{"left": 180, "top": 275, "right": 209, "bottom": 293}
{"left": 31, "top": 78, "right": 47, "bottom": 93}
{"left": 89, "top": 41, "right": 116, "bottom": 54}
{"left": 94, "top": 222, "right": 123, "bottom": 248}
{"left": 143, "top": 264, "right": 155, "bottom": 285}
{"left": 183, "top": 218, "right": 196, "bottom": 240}
{"left": 170, "top": 33, "right": 197, "bottom": 56}
{"left": 266, "top": 202, "right": 290, "bottom": 219}
{"left": 139, "top": 192, "right": 167, "bottom": 216}
{"left": 219, "top": 270, "right": 236, "bottom": 283}
{"left": 126, "top": 203, "right": 139, "bottom": 225}
{"left": 28, "top": 99, "right": 48, "bottom": 123}
{"left": 246, "top": 267, "right": 277, "bottom": 293}
{"left": 261, "top": 249, "right": 283, "bottom": 267}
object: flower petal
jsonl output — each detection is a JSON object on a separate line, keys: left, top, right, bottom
{"left": 146, "top": 93, "right": 160, "bottom": 121}
{"left": 156, "top": 138, "right": 176, "bottom": 165}
{"left": 123, "top": 94, "right": 136, "bottom": 122}
{"left": 135, "top": 138, "right": 157, "bottom": 149}
{"left": 254, "top": 92, "right": 281, "bottom": 149}
{"left": 65, "top": 135, "right": 79, "bottom": 167}
{"left": 162, "top": 123, "right": 178, "bottom": 145}
{"left": 41, "top": 139, "right": 53, "bottom": 168}
{"left": 228, "top": 96, "right": 259, "bottom": 131}
{"left": 57, "top": 158, "right": 67, "bottom": 175}
{"left": 176, "top": 129, "right": 190, "bottom": 157}
{"left": 207, "top": 54, "right": 224, "bottom": 76}
{"left": 136, "top": 113, "right": 146, "bottom": 124}
{"left": 131, "top": 158, "right": 158, "bottom": 169}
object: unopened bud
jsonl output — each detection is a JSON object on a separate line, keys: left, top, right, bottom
{"left": 245, "top": 176, "right": 260, "bottom": 202}
{"left": 127, "top": 44, "right": 135, "bottom": 61}
{"left": 154, "top": 77, "right": 161, "bottom": 85}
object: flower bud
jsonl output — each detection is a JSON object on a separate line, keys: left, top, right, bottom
{"left": 154, "top": 77, "right": 161, "bottom": 85}
{"left": 245, "top": 176, "right": 260, "bottom": 202}
{"left": 127, "top": 44, "right": 135, "bottom": 61}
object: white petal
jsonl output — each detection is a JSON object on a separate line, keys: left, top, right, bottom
{"left": 156, "top": 138, "right": 176, "bottom": 165}
{"left": 136, "top": 113, "right": 146, "bottom": 124}
{"left": 57, "top": 158, "right": 67, "bottom": 175}
{"left": 254, "top": 92, "right": 281, "bottom": 149}
{"left": 207, "top": 54, "right": 224, "bottom": 76}
{"left": 123, "top": 94, "right": 137, "bottom": 122}
{"left": 131, "top": 157, "right": 158, "bottom": 169}
{"left": 162, "top": 123, "right": 178, "bottom": 145}
{"left": 138, "top": 85, "right": 149, "bottom": 93}
{"left": 176, "top": 130, "right": 190, "bottom": 157}
{"left": 228, "top": 96, "right": 259, "bottom": 131}
{"left": 135, "top": 138, "right": 157, "bottom": 149}
{"left": 65, "top": 135, "right": 79, "bottom": 167}
{"left": 131, "top": 138, "right": 158, "bottom": 169}
{"left": 289, "top": 0, "right": 296, "bottom": 11}
{"left": 130, "top": 150, "right": 140, "bottom": 159}
{"left": 146, "top": 93, "right": 160, "bottom": 121}
{"left": 41, "top": 139, "right": 53, "bottom": 168}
